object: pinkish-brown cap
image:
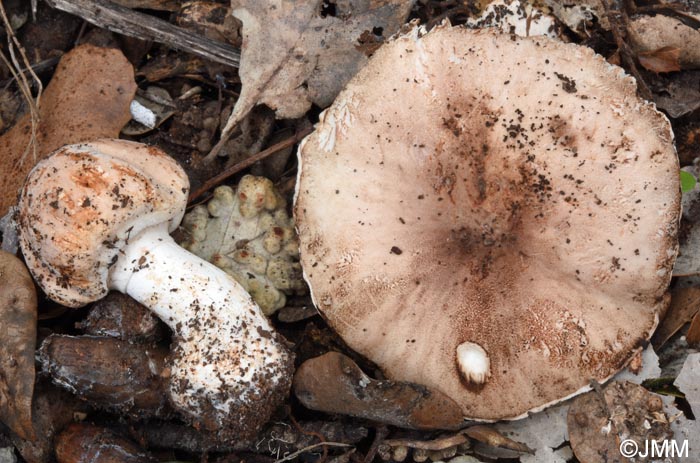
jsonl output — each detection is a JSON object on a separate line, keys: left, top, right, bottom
{"left": 294, "top": 25, "right": 680, "bottom": 420}
{"left": 18, "top": 139, "right": 188, "bottom": 308}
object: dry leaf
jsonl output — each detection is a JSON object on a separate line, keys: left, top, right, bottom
{"left": 670, "top": 354, "right": 700, "bottom": 459}
{"left": 650, "top": 70, "right": 700, "bottom": 119}
{"left": 686, "top": 311, "right": 700, "bottom": 346}
{"left": 675, "top": 353, "right": 700, "bottom": 419}
{"left": 464, "top": 426, "right": 533, "bottom": 454}
{"left": 652, "top": 286, "right": 700, "bottom": 349}
{"left": 0, "top": 44, "right": 137, "bottom": 216}
{"left": 211, "top": 0, "right": 412, "bottom": 158}
{"left": 293, "top": 352, "right": 464, "bottom": 430}
{"left": 494, "top": 403, "right": 570, "bottom": 463}
{"left": 629, "top": 14, "right": 700, "bottom": 70}
{"left": 638, "top": 46, "right": 682, "bottom": 73}
{"left": 0, "top": 250, "right": 37, "bottom": 440}
{"left": 568, "top": 381, "right": 673, "bottom": 463}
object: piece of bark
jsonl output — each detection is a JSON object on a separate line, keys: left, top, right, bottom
{"left": 78, "top": 292, "right": 163, "bottom": 341}
{"left": 293, "top": 352, "right": 464, "bottom": 430}
{"left": 0, "top": 44, "right": 136, "bottom": 216}
{"left": 113, "top": 0, "right": 179, "bottom": 11}
{"left": 56, "top": 423, "right": 156, "bottom": 463}
{"left": 38, "top": 335, "right": 171, "bottom": 419}
{"left": 44, "top": 0, "right": 240, "bottom": 68}
{"left": 0, "top": 251, "right": 37, "bottom": 440}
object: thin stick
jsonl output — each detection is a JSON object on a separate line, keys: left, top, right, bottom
{"left": 0, "top": 56, "right": 61, "bottom": 89}
{"left": 273, "top": 442, "right": 352, "bottom": 463}
{"left": 0, "top": 0, "right": 41, "bottom": 164}
{"left": 363, "top": 426, "right": 389, "bottom": 463}
{"left": 188, "top": 126, "right": 313, "bottom": 204}
{"left": 45, "top": 0, "right": 240, "bottom": 69}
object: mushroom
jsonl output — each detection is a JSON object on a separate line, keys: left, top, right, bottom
{"left": 17, "top": 139, "right": 293, "bottom": 438}
{"left": 294, "top": 25, "right": 680, "bottom": 420}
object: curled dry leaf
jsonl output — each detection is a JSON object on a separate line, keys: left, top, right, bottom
{"left": 55, "top": 423, "right": 156, "bottom": 463}
{"left": 652, "top": 286, "right": 700, "bottom": 349}
{"left": 0, "top": 43, "right": 137, "bottom": 216}
{"left": 567, "top": 381, "right": 673, "bottom": 463}
{"left": 628, "top": 15, "right": 700, "bottom": 70}
{"left": 687, "top": 311, "right": 700, "bottom": 346}
{"left": 0, "top": 250, "right": 37, "bottom": 440}
{"left": 211, "top": 0, "right": 412, "bottom": 159}
{"left": 463, "top": 426, "right": 533, "bottom": 455}
{"left": 637, "top": 46, "right": 682, "bottom": 74}
{"left": 38, "top": 334, "right": 171, "bottom": 420}
{"left": 293, "top": 352, "right": 464, "bottom": 430}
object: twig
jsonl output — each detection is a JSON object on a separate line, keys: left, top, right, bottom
{"left": 363, "top": 426, "right": 389, "bottom": 463}
{"left": 273, "top": 442, "right": 352, "bottom": 463}
{"left": 188, "top": 126, "right": 313, "bottom": 204}
{"left": 290, "top": 415, "right": 328, "bottom": 463}
{"left": 44, "top": 0, "right": 241, "bottom": 69}
{"left": 0, "top": 0, "right": 42, "bottom": 164}
{"left": 0, "top": 56, "right": 61, "bottom": 89}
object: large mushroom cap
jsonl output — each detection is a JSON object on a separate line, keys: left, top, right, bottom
{"left": 295, "top": 25, "right": 680, "bottom": 420}
{"left": 18, "top": 139, "right": 188, "bottom": 307}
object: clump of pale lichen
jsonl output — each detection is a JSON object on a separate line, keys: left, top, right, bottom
{"left": 179, "top": 175, "right": 305, "bottom": 314}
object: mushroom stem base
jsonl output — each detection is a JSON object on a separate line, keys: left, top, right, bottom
{"left": 109, "top": 223, "right": 293, "bottom": 438}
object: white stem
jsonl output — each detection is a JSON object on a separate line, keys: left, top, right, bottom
{"left": 109, "top": 223, "right": 292, "bottom": 434}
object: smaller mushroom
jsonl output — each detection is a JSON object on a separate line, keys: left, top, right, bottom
{"left": 17, "top": 140, "right": 293, "bottom": 439}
